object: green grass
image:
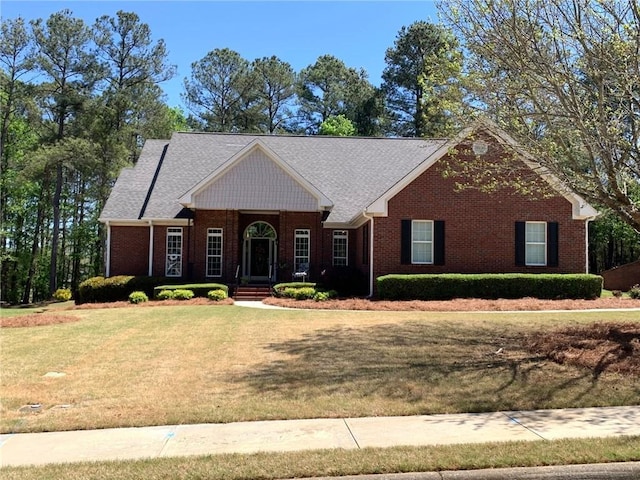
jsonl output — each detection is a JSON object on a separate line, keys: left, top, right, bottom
{"left": 2, "top": 305, "right": 639, "bottom": 434}
{"left": 3, "top": 436, "right": 640, "bottom": 480}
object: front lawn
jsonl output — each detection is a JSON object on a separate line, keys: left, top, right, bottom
{"left": 2, "top": 304, "right": 639, "bottom": 434}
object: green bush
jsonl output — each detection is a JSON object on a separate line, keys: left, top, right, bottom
{"left": 273, "top": 282, "right": 316, "bottom": 297}
{"left": 52, "top": 288, "right": 72, "bottom": 302}
{"left": 313, "top": 290, "right": 337, "bottom": 302}
{"left": 629, "top": 284, "right": 640, "bottom": 299}
{"left": 156, "top": 289, "right": 175, "bottom": 300}
{"left": 76, "top": 276, "right": 173, "bottom": 304}
{"left": 377, "top": 274, "right": 603, "bottom": 301}
{"left": 153, "top": 283, "right": 228, "bottom": 298}
{"left": 207, "top": 289, "right": 227, "bottom": 301}
{"left": 172, "top": 289, "right": 194, "bottom": 300}
{"left": 128, "top": 291, "right": 148, "bottom": 304}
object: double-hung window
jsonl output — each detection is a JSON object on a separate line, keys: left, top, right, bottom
{"left": 294, "top": 229, "right": 310, "bottom": 272}
{"left": 332, "top": 230, "right": 348, "bottom": 266}
{"left": 525, "top": 222, "right": 546, "bottom": 266}
{"left": 401, "top": 219, "right": 445, "bottom": 266}
{"left": 165, "top": 227, "right": 183, "bottom": 277}
{"left": 515, "top": 221, "right": 558, "bottom": 267}
{"left": 206, "top": 228, "right": 223, "bottom": 277}
{"left": 411, "top": 220, "right": 434, "bottom": 264}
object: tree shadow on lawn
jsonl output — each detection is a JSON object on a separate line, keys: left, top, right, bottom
{"left": 233, "top": 321, "right": 605, "bottom": 415}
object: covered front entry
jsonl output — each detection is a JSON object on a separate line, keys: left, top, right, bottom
{"left": 242, "top": 222, "right": 277, "bottom": 282}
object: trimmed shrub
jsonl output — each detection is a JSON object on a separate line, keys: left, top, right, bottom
{"left": 172, "top": 289, "right": 194, "bottom": 300}
{"left": 76, "top": 276, "right": 173, "bottom": 304}
{"left": 630, "top": 284, "right": 640, "bottom": 299}
{"left": 207, "top": 289, "right": 227, "bottom": 301}
{"left": 128, "top": 291, "right": 148, "bottom": 304}
{"left": 313, "top": 290, "right": 337, "bottom": 302}
{"left": 377, "top": 274, "right": 603, "bottom": 301}
{"left": 153, "top": 283, "right": 228, "bottom": 298}
{"left": 53, "top": 288, "right": 72, "bottom": 302}
{"left": 156, "top": 290, "right": 175, "bottom": 300}
{"left": 273, "top": 282, "right": 316, "bottom": 297}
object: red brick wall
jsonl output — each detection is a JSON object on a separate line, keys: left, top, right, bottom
{"left": 602, "top": 261, "right": 640, "bottom": 291}
{"left": 373, "top": 141, "right": 587, "bottom": 279}
{"left": 109, "top": 226, "right": 149, "bottom": 276}
{"left": 182, "top": 210, "right": 325, "bottom": 283}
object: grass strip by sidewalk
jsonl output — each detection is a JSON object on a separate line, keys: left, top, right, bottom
{"left": 3, "top": 436, "right": 640, "bottom": 480}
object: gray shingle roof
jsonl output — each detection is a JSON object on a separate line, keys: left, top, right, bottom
{"left": 101, "top": 133, "right": 448, "bottom": 225}
{"left": 100, "top": 140, "right": 169, "bottom": 221}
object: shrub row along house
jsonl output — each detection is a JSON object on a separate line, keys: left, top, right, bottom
{"left": 100, "top": 119, "right": 598, "bottom": 296}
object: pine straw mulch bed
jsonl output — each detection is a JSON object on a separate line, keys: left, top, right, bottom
{"left": 527, "top": 322, "right": 640, "bottom": 377}
{"left": 263, "top": 295, "right": 640, "bottom": 311}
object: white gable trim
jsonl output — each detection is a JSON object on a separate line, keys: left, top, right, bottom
{"left": 178, "top": 139, "right": 333, "bottom": 211}
{"left": 366, "top": 119, "right": 598, "bottom": 220}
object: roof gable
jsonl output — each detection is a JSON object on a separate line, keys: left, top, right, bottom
{"left": 179, "top": 140, "right": 333, "bottom": 211}
{"left": 366, "top": 119, "right": 598, "bottom": 220}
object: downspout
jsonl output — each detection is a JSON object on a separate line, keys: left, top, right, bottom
{"left": 362, "top": 210, "right": 375, "bottom": 298}
{"left": 105, "top": 221, "right": 111, "bottom": 277}
{"left": 148, "top": 221, "right": 154, "bottom": 277}
{"left": 585, "top": 217, "right": 594, "bottom": 274}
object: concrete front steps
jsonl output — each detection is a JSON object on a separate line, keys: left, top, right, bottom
{"left": 233, "top": 285, "right": 272, "bottom": 301}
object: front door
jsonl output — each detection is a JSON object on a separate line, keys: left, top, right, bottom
{"left": 242, "top": 222, "right": 277, "bottom": 282}
{"left": 250, "top": 238, "right": 270, "bottom": 278}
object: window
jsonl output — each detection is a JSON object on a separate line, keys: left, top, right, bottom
{"left": 165, "top": 227, "right": 182, "bottom": 277}
{"left": 206, "top": 228, "right": 223, "bottom": 277}
{"left": 401, "top": 220, "right": 445, "bottom": 266}
{"left": 515, "top": 221, "right": 558, "bottom": 267}
{"left": 412, "top": 220, "right": 434, "bottom": 264}
{"left": 294, "top": 229, "right": 310, "bottom": 271}
{"left": 525, "top": 222, "right": 546, "bottom": 266}
{"left": 333, "top": 230, "right": 348, "bottom": 266}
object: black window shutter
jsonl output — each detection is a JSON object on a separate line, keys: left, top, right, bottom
{"left": 401, "top": 219, "right": 412, "bottom": 264}
{"left": 547, "top": 222, "right": 559, "bottom": 267}
{"left": 434, "top": 220, "right": 445, "bottom": 265}
{"left": 515, "top": 221, "right": 525, "bottom": 266}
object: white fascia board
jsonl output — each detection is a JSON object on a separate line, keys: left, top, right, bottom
{"left": 178, "top": 139, "right": 333, "bottom": 211}
{"left": 322, "top": 221, "right": 353, "bottom": 229}
{"left": 138, "top": 218, "right": 190, "bottom": 226}
{"left": 98, "top": 218, "right": 148, "bottom": 226}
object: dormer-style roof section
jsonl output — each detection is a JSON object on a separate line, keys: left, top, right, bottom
{"left": 366, "top": 118, "right": 598, "bottom": 221}
{"left": 179, "top": 140, "right": 333, "bottom": 212}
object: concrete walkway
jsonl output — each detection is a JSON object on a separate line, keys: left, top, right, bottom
{"left": 1, "top": 406, "right": 639, "bottom": 468}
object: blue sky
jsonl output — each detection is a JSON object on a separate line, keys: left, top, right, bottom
{"left": 2, "top": 1, "right": 440, "bottom": 109}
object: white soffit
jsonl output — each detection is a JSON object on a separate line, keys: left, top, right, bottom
{"left": 179, "top": 140, "right": 333, "bottom": 211}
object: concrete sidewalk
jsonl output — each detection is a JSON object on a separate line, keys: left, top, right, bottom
{"left": 1, "top": 405, "right": 639, "bottom": 468}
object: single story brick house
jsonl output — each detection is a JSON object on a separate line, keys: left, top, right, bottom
{"left": 99, "top": 120, "right": 598, "bottom": 296}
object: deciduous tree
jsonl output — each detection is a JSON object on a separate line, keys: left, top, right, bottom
{"left": 443, "top": 0, "right": 640, "bottom": 232}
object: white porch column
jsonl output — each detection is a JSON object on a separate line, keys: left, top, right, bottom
{"left": 148, "top": 221, "right": 154, "bottom": 277}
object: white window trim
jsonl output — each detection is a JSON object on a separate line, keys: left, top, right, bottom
{"left": 525, "top": 221, "right": 547, "bottom": 266}
{"left": 411, "top": 220, "right": 434, "bottom": 264}
{"left": 165, "top": 227, "right": 183, "bottom": 277}
{"left": 294, "top": 229, "right": 310, "bottom": 271}
{"left": 206, "top": 228, "right": 223, "bottom": 277}
{"left": 332, "top": 230, "right": 348, "bottom": 266}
